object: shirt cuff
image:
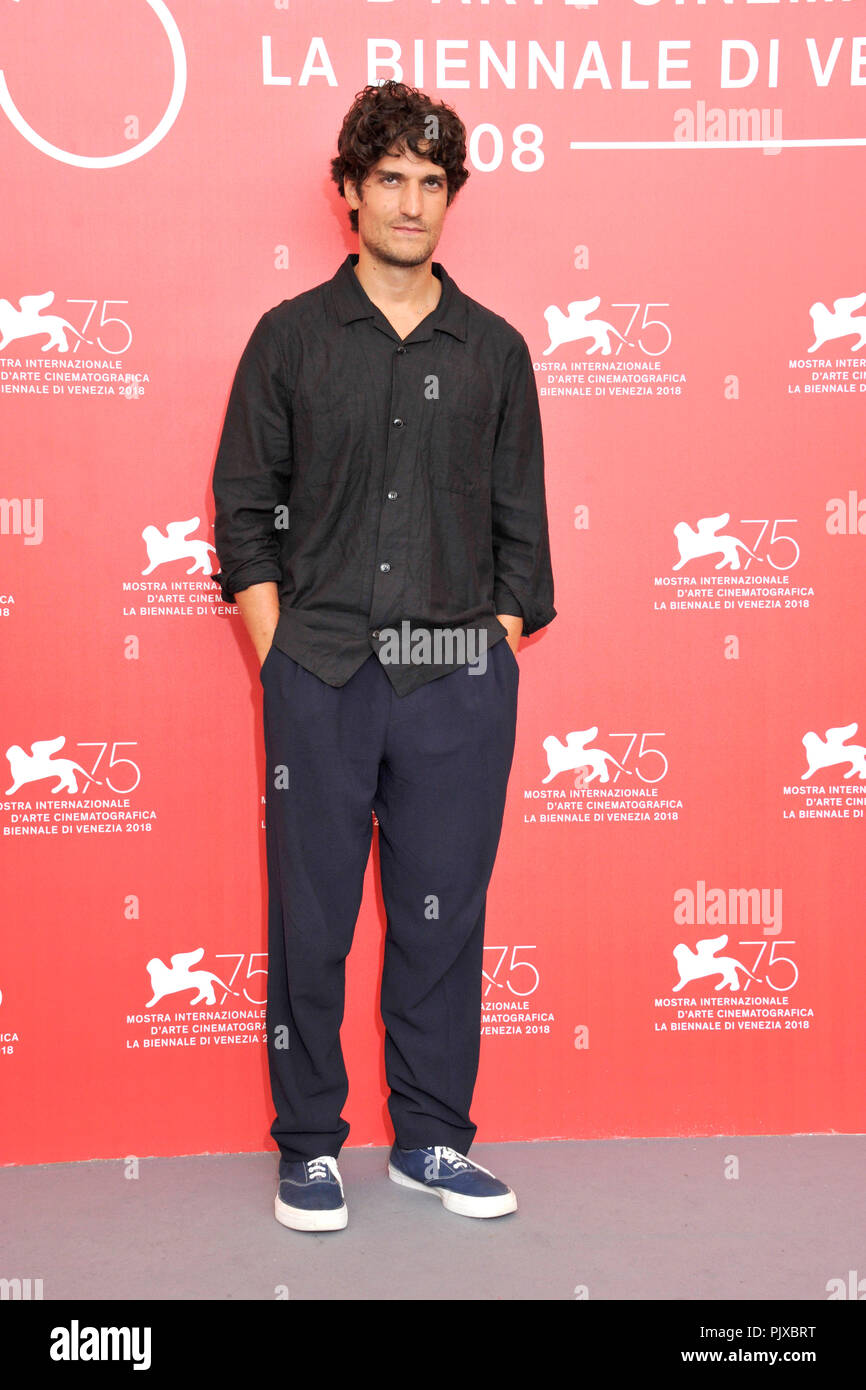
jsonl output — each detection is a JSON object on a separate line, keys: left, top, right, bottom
{"left": 522, "top": 602, "right": 557, "bottom": 638}
{"left": 213, "top": 565, "right": 281, "bottom": 605}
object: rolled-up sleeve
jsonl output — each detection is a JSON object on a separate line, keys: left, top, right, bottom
{"left": 211, "top": 310, "right": 292, "bottom": 604}
{"left": 491, "top": 336, "right": 556, "bottom": 637}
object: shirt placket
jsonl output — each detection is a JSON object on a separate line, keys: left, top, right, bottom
{"left": 367, "top": 337, "right": 419, "bottom": 652}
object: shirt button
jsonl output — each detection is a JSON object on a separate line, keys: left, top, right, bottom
{"left": 392, "top": 418, "right": 404, "bottom": 427}
{"left": 387, "top": 490, "right": 398, "bottom": 500}
{"left": 396, "top": 346, "right": 406, "bottom": 354}
{"left": 379, "top": 562, "right": 391, "bottom": 573}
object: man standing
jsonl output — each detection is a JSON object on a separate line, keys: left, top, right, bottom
{"left": 212, "top": 81, "right": 555, "bottom": 1232}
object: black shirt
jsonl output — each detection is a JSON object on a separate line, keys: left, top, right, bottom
{"left": 211, "top": 252, "right": 556, "bottom": 695}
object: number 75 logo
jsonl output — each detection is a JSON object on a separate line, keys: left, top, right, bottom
{"left": 483, "top": 946, "right": 539, "bottom": 998}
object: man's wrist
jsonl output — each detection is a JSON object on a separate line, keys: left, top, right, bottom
{"left": 233, "top": 581, "right": 280, "bottom": 667}
{"left": 496, "top": 612, "right": 523, "bottom": 653}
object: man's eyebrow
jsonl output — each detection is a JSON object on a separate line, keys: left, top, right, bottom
{"left": 376, "top": 169, "right": 446, "bottom": 180}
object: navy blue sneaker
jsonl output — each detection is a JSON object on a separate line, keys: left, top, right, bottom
{"left": 275, "top": 1155, "right": 347, "bottom": 1231}
{"left": 388, "top": 1144, "right": 517, "bottom": 1219}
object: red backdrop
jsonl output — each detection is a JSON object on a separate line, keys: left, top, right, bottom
{"left": 3, "top": 0, "right": 865, "bottom": 1164}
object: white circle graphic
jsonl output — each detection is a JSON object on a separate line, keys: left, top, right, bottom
{"left": 0, "top": 0, "right": 186, "bottom": 168}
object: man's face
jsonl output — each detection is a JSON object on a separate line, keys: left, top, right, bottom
{"left": 345, "top": 144, "right": 450, "bottom": 268}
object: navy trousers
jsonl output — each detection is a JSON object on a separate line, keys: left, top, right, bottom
{"left": 260, "top": 636, "right": 519, "bottom": 1165}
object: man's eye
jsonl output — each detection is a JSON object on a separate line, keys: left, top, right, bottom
{"left": 380, "top": 175, "right": 442, "bottom": 187}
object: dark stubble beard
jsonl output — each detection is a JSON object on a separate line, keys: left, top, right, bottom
{"left": 361, "top": 226, "right": 436, "bottom": 270}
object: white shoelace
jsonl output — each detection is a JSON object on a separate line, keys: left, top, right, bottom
{"left": 305, "top": 1155, "right": 344, "bottom": 1193}
{"left": 433, "top": 1145, "right": 497, "bottom": 1178}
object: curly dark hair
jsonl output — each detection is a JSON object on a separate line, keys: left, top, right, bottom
{"left": 330, "top": 81, "right": 469, "bottom": 232}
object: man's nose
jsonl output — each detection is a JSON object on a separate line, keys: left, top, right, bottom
{"left": 399, "top": 182, "right": 423, "bottom": 218}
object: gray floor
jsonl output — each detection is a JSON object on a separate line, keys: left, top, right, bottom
{"left": 2, "top": 1137, "right": 863, "bottom": 1300}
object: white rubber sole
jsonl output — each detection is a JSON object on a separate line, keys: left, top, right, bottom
{"left": 274, "top": 1192, "right": 348, "bottom": 1231}
{"left": 388, "top": 1163, "right": 518, "bottom": 1219}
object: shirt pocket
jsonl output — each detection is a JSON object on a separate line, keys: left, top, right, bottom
{"left": 426, "top": 402, "right": 499, "bottom": 496}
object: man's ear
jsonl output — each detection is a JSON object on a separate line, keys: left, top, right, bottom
{"left": 345, "top": 172, "right": 367, "bottom": 211}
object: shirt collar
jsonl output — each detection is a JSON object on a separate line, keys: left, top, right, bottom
{"left": 331, "top": 252, "right": 467, "bottom": 342}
